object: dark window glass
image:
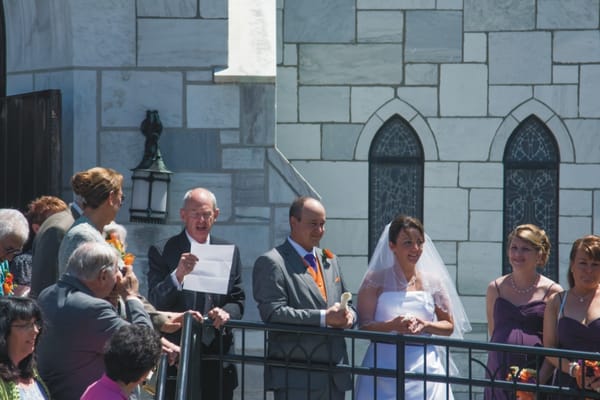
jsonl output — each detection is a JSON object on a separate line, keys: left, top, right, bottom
{"left": 503, "top": 115, "right": 560, "bottom": 280}
{"left": 369, "top": 115, "right": 424, "bottom": 257}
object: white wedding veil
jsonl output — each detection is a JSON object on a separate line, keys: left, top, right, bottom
{"left": 360, "top": 222, "right": 472, "bottom": 339}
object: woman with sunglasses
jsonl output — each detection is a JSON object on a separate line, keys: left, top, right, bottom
{"left": 0, "top": 297, "right": 50, "bottom": 399}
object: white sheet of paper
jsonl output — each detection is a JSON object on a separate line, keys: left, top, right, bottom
{"left": 182, "top": 244, "right": 234, "bottom": 295}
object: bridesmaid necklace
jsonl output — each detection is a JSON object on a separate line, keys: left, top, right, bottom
{"left": 509, "top": 273, "right": 539, "bottom": 294}
{"left": 572, "top": 288, "right": 596, "bottom": 303}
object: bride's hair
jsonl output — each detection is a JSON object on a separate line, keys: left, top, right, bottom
{"left": 388, "top": 215, "right": 423, "bottom": 244}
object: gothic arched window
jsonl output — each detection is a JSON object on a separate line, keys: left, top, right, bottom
{"left": 369, "top": 115, "right": 424, "bottom": 257}
{"left": 503, "top": 115, "right": 560, "bottom": 280}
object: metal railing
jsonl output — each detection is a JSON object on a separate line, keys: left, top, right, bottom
{"left": 153, "top": 314, "right": 600, "bottom": 399}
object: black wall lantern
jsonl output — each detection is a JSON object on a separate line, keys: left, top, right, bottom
{"left": 129, "top": 110, "right": 172, "bottom": 224}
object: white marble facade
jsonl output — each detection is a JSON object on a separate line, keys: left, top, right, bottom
{"left": 4, "top": 0, "right": 600, "bottom": 331}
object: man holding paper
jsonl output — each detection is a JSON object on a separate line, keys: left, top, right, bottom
{"left": 148, "top": 188, "right": 244, "bottom": 400}
{"left": 252, "top": 196, "right": 357, "bottom": 400}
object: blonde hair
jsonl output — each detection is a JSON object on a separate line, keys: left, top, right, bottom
{"left": 71, "top": 167, "right": 123, "bottom": 209}
{"left": 507, "top": 224, "right": 551, "bottom": 266}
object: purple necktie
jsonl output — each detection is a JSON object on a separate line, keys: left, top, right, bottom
{"left": 304, "top": 254, "right": 318, "bottom": 272}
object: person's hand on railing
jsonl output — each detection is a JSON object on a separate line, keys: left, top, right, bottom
{"left": 160, "top": 310, "right": 203, "bottom": 334}
{"left": 160, "top": 337, "right": 180, "bottom": 366}
{"left": 325, "top": 303, "right": 353, "bottom": 329}
{"left": 207, "top": 307, "right": 230, "bottom": 329}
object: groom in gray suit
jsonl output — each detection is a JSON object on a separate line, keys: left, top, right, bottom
{"left": 253, "top": 196, "right": 356, "bottom": 400}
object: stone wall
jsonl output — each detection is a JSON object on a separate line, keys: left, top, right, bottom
{"left": 3, "top": 0, "right": 600, "bottom": 333}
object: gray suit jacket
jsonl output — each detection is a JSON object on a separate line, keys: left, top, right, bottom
{"left": 36, "top": 274, "right": 152, "bottom": 400}
{"left": 30, "top": 204, "right": 80, "bottom": 298}
{"left": 252, "top": 240, "right": 357, "bottom": 393}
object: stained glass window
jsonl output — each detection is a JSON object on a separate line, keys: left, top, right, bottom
{"left": 369, "top": 115, "right": 424, "bottom": 257}
{"left": 503, "top": 115, "right": 560, "bottom": 280}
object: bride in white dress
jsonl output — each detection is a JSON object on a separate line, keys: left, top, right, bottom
{"left": 355, "top": 215, "right": 471, "bottom": 400}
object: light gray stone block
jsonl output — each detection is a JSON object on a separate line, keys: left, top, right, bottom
{"left": 99, "top": 131, "right": 140, "bottom": 183}
{"left": 554, "top": 31, "right": 600, "bottom": 63}
{"left": 424, "top": 188, "right": 469, "bottom": 240}
{"left": 186, "top": 70, "right": 214, "bottom": 82}
{"left": 283, "top": 44, "right": 297, "bottom": 66}
{"left": 425, "top": 162, "right": 458, "bottom": 187}
{"left": 559, "top": 216, "right": 592, "bottom": 244}
{"left": 440, "top": 64, "right": 487, "bottom": 116}
{"left": 324, "top": 219, "right": 368, "bottom": 256}
{"left": 458, "top": 242, "right": 501, "bottom": 295}
{"left": 234, "top": 206, "right": 270, "bottom": 223}
{"left": 357, "top": 0, "right": 435, "bottom": 9}
{"left": 136, "top": 0, "right": 196, "bottom": 17}
{"left": 437, "top": 0, "right": 463, "bottom": 10}
{"left": 538, "top": 0, "right": 599, "bottom": 29}
{"left": 222, "top": 148, "right": 265, "bottom": 169}
{"left": 138, "top": 19, "right": 227, "bottom": 67}
{"left": 73, "top": 71, "right": 98, "bottom": 172}
{"left": 159, "top": 129, "right": 221, "bottom": 170}
{"left": 429, "top": 118, "right": 501, "bottom": 161}
{"left": 338, "top": 256, "right": 368, "bottom": 294}
{"left": 580, "top": 65, "right": 600, "bottom": 117}
{"left": 470, "top": 189, "right": 502, "bottom": 211}
{"left": 464, "top": 0, "right": 535, "bottom": 31}
{"left": 276, "top": 124, "right": 321, "bottom": 160}
{"left": 102, "top": 71, "right": 183, "bottom": 128}
{"left": 470, "top": 211, "right": 503, "bottom": 242}
{"left": 564, "top": 119, "right": 600, "bottom": 163}
{"left": 397, "top": 87, "right": 438, "bottom": 116}
{"left": 350, "top": 87, "right": 395, "bottom": 123}
{"left": 405, "top": 11, "right": 462, "bottom": 62}
{"left": 268, "top": 167, "right": 298, "bottom": 204}
{"left": 284, "top": 0, "right": 355, "bottom": 43}
{"left": 357, "top": 11, "right": 403, "bottom": 43}
{"left": 459, "top": 162, "right": 503, "bottom": 188}
{"left": 199, "top": 0, "right": 227, "bottom": 18}
{"left": 489, "top": 32, "right": 551, "bottom": 84}
{"left": 533, "top": 85, "right": 578, "bottom": 118}
{"left": 233, "top": 172, "right": 266, "bottom": 205}
{"left": 71, "top": 0, "right": 135, "bottom": 67}
{"left": 560, "top": 165, "right": 600, "bottom": 188}
{"left": 6, "top": 74, "right": 33, "bottom": 95}
{"left": 464, "top": 33, "right": 487, "bottom": 63}
{"left": 267, "top": 149, "right": 319, "bottom": 199}
{"left": 187, "top": 84, "right": 240, "bottom": 128}
{"left": 272, "top": 206, "right": 291, "bottom": 245}
{"left": 560, "top": 190, "right": 593, "bottom": 216}
{"left": 299, "top": 45, "right": 403, "bottom": 85}
{"left": 240, "top": 84, "right": 275, "bottom": 145}
{"left": 220, "top": 130, "right": 240, "bottom": 145}
{"left": 405, "top": 64, "right": 438, "bottom": 86}
{"left": 322, "top": 124, "right": 363, "bottom": 160}
{"left": 299, "top": 86, "right": 350, "bottom": 122}
{"left": 489, "top": 85, "right": 533, "bottom": 117}
{"left": 276, "top": 67, "right": 298, "bottom": 123}
{"left": 5, "top": 1, "right": 72, "bottom": 71}
{"left": 553, "top": 65, "right": 578, "bottom": 84}
{"left": 293, "top": 161, "right": 369, "bottom": 219}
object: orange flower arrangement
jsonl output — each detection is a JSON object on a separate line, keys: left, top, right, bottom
{"left": 506, "top": 366, "right": 536, "bottom": 400}
{"left": 105, "top": 232, "right": 135, "bottom": 266}
{"left": 0, "top": 261, "right": 14, "bottom": 296}
{"left": 323, "top": 248, "right": 334, "bottom": 259}
{"left": 581, "top": 359, "right": 600, "bottom": 377}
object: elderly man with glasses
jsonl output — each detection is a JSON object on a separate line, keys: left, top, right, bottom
{"left": 0, "top": 209, "right": 29, "bottom": 295}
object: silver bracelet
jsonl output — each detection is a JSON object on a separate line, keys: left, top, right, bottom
{"left": 569, "top": 361, "right": 579, "bottom": 377}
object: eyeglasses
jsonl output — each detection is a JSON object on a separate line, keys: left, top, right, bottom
{"left": 12, "top": 320, "right": 42, "bottom": 331}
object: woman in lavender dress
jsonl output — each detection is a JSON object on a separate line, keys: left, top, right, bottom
{"left": 544, "top": 235, "right": 600, "bottom": 399}
{"left": 485, "top": 224, "right": 562, "bottom": 399}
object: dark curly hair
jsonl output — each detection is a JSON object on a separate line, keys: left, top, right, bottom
{"left": 104, "top": 324, "right": 161, "bottom": 384}
{"left": 0, "top": 297, "right": 44, "bottom": 382}
{"left": 388, "top": 215, "right": 424, "bottom": 244}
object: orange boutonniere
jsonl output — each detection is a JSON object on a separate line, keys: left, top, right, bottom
{"left": 322, "top": 248, "right": 334, "bottom": 265}
{"left": 506, "top": 366, "right": 536, "bottom": 400}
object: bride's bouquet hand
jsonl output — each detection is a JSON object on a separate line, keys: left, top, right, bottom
{"left": 407, "top": 317, "right": 427, "bottom": 334}
{"left": 390, "top": 314, "right": 415, "bottom": 334}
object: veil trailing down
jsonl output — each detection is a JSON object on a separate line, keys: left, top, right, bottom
{"left": 355, "top": 221, "right": 472, "bottom": 400}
